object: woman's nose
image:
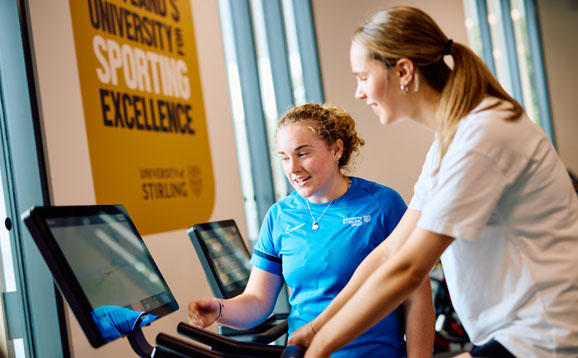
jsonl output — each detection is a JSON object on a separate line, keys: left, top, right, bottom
{"left": 289, "top": 159, "right": 301, "bottom": 173}
{"left": 355, "top": 85, "right": 366, "bottom": 100}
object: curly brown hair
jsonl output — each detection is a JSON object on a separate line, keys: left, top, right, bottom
{"left": 277, "top": 103, "right": 365, "bottom": 169}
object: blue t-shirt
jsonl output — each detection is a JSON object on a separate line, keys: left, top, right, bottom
{"left": 250, "top": 177, "right": 407, "bottom": 357}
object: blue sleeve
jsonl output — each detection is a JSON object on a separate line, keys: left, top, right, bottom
{"left": 376, "top": 186, "right": 407, "bottom": 237}
{"left": 249, "top": 205, "right": 283, "bottom": 276}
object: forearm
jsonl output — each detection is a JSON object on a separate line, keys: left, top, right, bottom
{"left": 218, "top": 267, "right": 283, "bottom": 329}
{"left": 404, "top": 277, "right": 435, "bottom": 358}
{"left": 313, "top": 253, "right": 427, "bottom": 355}
{"left": 307, "top": 229, "right": 453, "bottom": 357}
{"left": 311, "top": 209, "right": 422, "bottom": 331}
{"left": 311, "top": 242, "right": 389, "bottom": 331}
{"left": 218, "top": 293, "right": 275, "bottom": 329}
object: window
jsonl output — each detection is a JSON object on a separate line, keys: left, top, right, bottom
{"left": 0, "top": 0, "right": 68, "bottom": 356}
{"left": 218, "top": 0, "right": 324, "bottom": 243}
{"left": 462, "top": 0, "right": 555, "bottom": 144}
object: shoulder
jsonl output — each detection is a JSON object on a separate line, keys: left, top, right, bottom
{"left": 351, "top": 177, "right": 406, "bottom": 208}
{"left": 269, "top": 191, "right": 302, "bottom": 212}
{"left": 445, "top": 97, "right": 551, "bottom": 182}
{"left": 454, "top": 97, "right": 543, "bottom": 155}
{"left": 457, "top": 98, "right": 515, "bottom": 145}
{"left": 354, "top": 176, "right": 401, "bottom": 196}
{"left": 263, "top": 191, "right": 304, "bottom": 225}
{"left": 259, "top": 194, "right": 301, "bottom": 244}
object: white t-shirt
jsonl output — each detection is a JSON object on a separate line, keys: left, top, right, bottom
{"left": 409, "top": 97, "right": 578, "bottom": 357}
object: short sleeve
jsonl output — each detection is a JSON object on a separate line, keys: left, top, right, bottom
{"left": 409, "top": 142, "right": 438, "bottom": 211}
{"left": 417, "top": 149, "right": 508, "bottom": 241}
{"left": 377, "top": 187, "right": 407, "bottom": 237}
{"left": 249, "top": 208, "right": 283, "bottom": 276}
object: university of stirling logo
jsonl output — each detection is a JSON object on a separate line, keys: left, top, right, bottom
{"left": 343, "top": 215, "right": 371, "bottom": 227}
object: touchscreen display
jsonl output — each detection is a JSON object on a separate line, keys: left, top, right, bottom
{"left": 195, "top": 222, "right": 251, "bottom": 295}
{"left": 45, "top": 213, "right": 172, "bottom": 341}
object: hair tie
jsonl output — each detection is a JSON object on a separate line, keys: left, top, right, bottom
{"left": 443, "top": 39, "right": 453, "bottom": 55}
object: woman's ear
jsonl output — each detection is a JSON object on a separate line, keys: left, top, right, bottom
{"left": 333, "top": 139, "right": 344, "bottom": 161}
{"left": 395, "top": 58, "right": 415, "bottom": 88}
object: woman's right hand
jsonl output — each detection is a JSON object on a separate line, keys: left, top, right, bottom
{"left": 287, "top": 321, "right": 317, "bottom": 347}
{"left": 188, "top": 297, "right": 220, "bottom": 328}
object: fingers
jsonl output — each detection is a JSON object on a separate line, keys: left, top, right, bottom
{"left": 287, "top": 325, "right": 303, "bottom": 345}
{"left": 188, "top": 298, "right": 217, "bottom": 328}
{"left": 287, "top": 330, "right": 301, "bottom": 345}
{"left": 288, "top": 324, "right": 314, "bottom": 347}
{"left": 188, "top": 300, "right": 206, "bottom": 328}
{"left": 189, "top": 312, "right": 207, "bottom": 328}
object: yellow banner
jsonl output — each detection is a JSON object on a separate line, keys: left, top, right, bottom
{"left": 69, "top": 0, "right": 214, "bottom": 234}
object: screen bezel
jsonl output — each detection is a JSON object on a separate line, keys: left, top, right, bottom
{"left": 187, "top": 219, "right": 251, "bottom": 299}
{"left": 22, "top": 205, "right": 179, "bottom": 348}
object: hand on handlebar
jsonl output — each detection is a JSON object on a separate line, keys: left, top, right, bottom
{"left": 287, "top": 321, "right": 316, "bottom": 348}
{"left": 188, "top": 297, "right": 220, "bottom": 328}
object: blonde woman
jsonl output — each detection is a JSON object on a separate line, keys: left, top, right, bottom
{"left": 289, "top": 6, "right": 578, "bottom": 358}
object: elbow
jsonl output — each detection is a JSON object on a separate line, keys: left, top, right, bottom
{"left": 407, "top": 270, "right": 427, "bottom": 293}
{"left": 399, "top": 261, "right": 431, "bottom": 293}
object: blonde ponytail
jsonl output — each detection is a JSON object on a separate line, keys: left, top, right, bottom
{"left": 436, "top": 42, "right": 523, "bottom": 171}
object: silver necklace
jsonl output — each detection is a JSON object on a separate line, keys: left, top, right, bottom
{"left": 305, "top": 198, "right": 334, "bottom": 230}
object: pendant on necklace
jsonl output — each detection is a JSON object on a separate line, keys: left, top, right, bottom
{"left": 312, "top": 222, "right": 319, "bottom": 230}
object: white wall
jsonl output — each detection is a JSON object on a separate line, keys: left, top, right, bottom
{"left": 27, "top": 0, "right": 245, "bottom": 356}
{"left": 312, "top": 0, "right": 467, "bottom": 201}
{"left": 537, "top": 0, "right": 578, "bottom": 174}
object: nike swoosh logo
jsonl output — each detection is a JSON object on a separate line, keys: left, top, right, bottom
{"left": 285, "top": 223, "right": 304, "bottom": 233}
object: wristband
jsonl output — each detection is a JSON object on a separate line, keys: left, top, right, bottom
{"left": 310, "top": 321, "right": 318, "bottom": 334}
{"left": 215, "top": 299, "right": 224, "bottom": 322}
